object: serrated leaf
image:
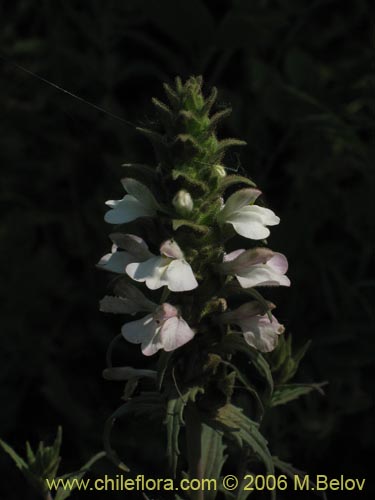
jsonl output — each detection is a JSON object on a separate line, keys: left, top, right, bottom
{"left": 213, "top": 405, "right": 275, "bottom": 499}
{"left": 271, "top": 382, "right": 327, "bottom": 407}
{"left": 201, "top": 424, "right": 227, "bottom": 488}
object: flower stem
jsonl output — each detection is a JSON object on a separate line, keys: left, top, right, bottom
{"left": 185, "top": 403, "right": 204, "bottom": 500}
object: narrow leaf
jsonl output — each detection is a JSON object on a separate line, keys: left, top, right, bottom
{"left": 271, "top": 382, "right": 327, "bottom": 407}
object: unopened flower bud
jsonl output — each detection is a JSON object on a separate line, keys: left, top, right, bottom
{"left": 214, "top": 164, "right": 226, "bottom": 178}
{"left": 173, "top": 190, "right": 194, "bottom": 216}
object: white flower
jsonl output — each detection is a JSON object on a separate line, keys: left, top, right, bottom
{"left": 219, "top": 301, "right": 285, "bottom": 353}
{"left": 97, "top": 233, "right": 152, "bottom": 274}
{"left": 221, "top": 247, "right": 290, "bottom": 288}
{"left": 126, "top": 239, "right": 198, "bottom": 292}
{"left": 121, "top": 303, "right": 195, "bottom": 356}
{"left": 104, "top": 178, "right": 159, "bottom": 224}
{"left": 173, "top": 190, "right": 194, "bottom": 216}
{"left": 217, "top": 188, "right": 280, "bottom": 240}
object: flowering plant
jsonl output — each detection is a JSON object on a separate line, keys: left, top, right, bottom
{"left": 100, "top": 76, "right": 323, "bottom": 499}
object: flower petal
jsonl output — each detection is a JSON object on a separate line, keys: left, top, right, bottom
{"left": 164, "top": 259, "right": 198, "bottom": 292}
{"left": 219, "top": 188, "right": 262, "bottom": 220}
{"left": 121, "top": 178, "right": 159, "bottom": 210}
{"left": 110, "top": 233, "right": 153, "bottom": 260}
{"left": 243, "top": 205, "right": 280, "bottom": 226}
{"left": 141, "top": 335, "right": 164, "bottom": 356}
{"left": 223, "top": 249, "right": 245, "bottom": 263}
{"left": 104, "top": 195, "right": 155, "bottom": 224}
{"left": 160, "top": 239, "right": 184, "bottom": 259}
{"left": 226, "top": 205, "right": 279, "bottom": 240}
{"left": 240, "top": 314, "right": 284, "bottom": 353}
{"left": 97, "top": 251, "right": 134, "bottom": 273}
{"left": 219, "top": 301, "right": 268, "bottom": 323}
{"left": 221, "top": 248, "right": 273, "bottom": 273}
{"left": 159, "top": 316, "right": 195, "bottom": 352}
{"left": 121, "top": 314, "right": 156, "bottom": 344}
{"left": 268, "top": 253, "right": 289, "bottom": 275}
{"left": 228, "top": 212, "right": 271, "bottom": 239}
{"left": 126, "top": 256, "right": 169, "bottom": 290}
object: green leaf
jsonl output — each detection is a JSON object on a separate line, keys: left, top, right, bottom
{"left": 152, "top": 97, "right": 173, "bottom": 121}
{"left": 165, "top": 394, "right": 186, "bottom": 478}
{"left": 163, "top": 82, "right": 180, "bottom": 109}
{"left": 200, "top": 424, "right": 227, "bottom": 493}
{"left": 217, "top": 175, "right": 256, "bottom": 191}
{"left": 172, "top": 219, "right": 210, "bottom": 234}
{"left": 220, "top": 360, "right": 264, "bottom": 421}
{"left": 202, "top": 86, "right": 218, "bottom": 114}
{"left": 209, "top": 108, "right": 232, "bottom": 129}
{"left": 172, "top": 169, "right": 209, "bottom": 193}
{"left": 25, "top": 442, "right": 35, "bottom": 465}
{"left": 218, "top": 334, "right": 274, "bottom": 401}
{"left": 216, "top": 138, "right": 247, "bottom": 154}
{"left": 212, "top": 405, "right": 275, "bottom": 499}
{"left": 0, "top": 439, "right": 28, "bottom": 471}
{"left": 271, "top": 382, "right": 327, "bottom": 407}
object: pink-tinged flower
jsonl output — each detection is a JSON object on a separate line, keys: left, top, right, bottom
{"left": 219, "top": 301, "right": 285, "bottom": 352}
{"left": 126, "top": 239, "right": 198, "bottom": 292}
{"left": 221, "top": 248, "right": 290, "bottom": 288}
{"left": 97, "top": 233, "right": 153, "bottom": 274}
{"left": 217, "top": 188, "right": 279, "bottom": 240}
{"left": 121, "top": 303, "right": 195, "bottom": 356}
{"left": 104, "top": 178, "right": 159, "bottom": 224}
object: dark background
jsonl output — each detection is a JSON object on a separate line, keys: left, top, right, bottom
{"left": 0, "top": 0, "right": 374, "bottom": 499}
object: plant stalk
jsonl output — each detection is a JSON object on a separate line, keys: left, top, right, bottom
{"left": 185, "top": 402, "right": 204, "bottom": 500}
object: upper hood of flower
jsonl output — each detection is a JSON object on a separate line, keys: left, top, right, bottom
{"left": 104, "top": 178, "right": 159, "bottom": 224}
{"left": 220, "top": 248, "right": 291, "bottom": 288}
{"left": 218, "top": 301, "right": 284, "bottom": 352}
{"left": 97, "top": 233, "right": 153, "bottom": 274}
{"left": 217, "top": 188, "right": 280, "bottom": 240}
